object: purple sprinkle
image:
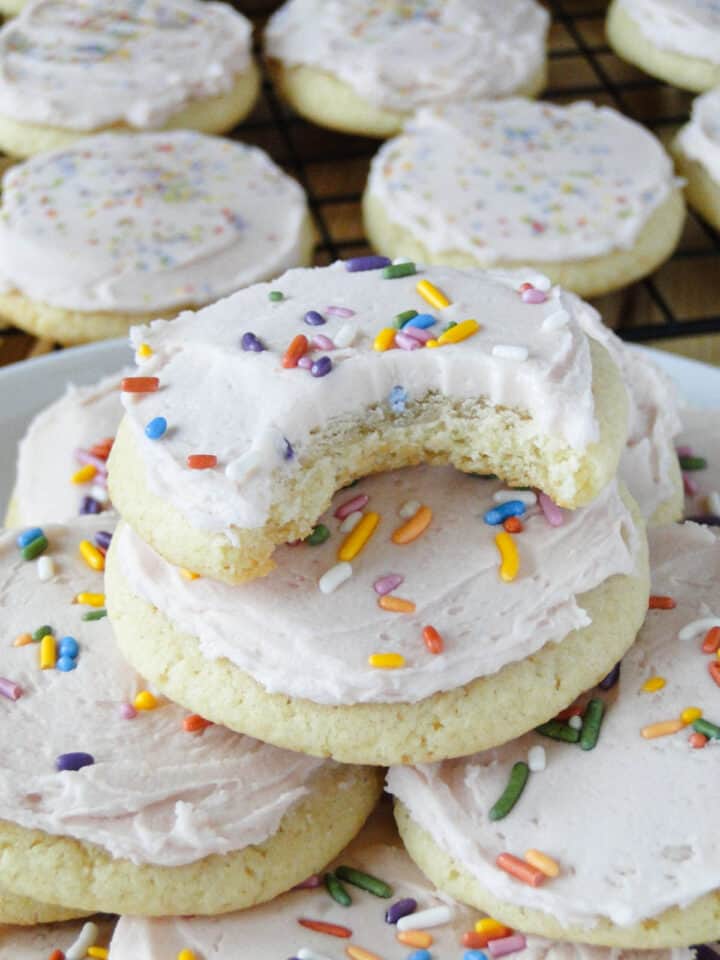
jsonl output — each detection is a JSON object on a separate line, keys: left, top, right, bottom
{"left": 74, "top": 448, "right": 109, "bottom": 472}
{"left": 374, "top": 573, "right": 404, "bottom": 596}
{"left": 311, "top": 356, "right": 333, "bottom": 378}
{"left": 686, "top": 514, "right": 720, "bottom": 526}
{"left": 80, "top": 496, "right": 101, "bottom": 516}
{"left": 403, "top": 326, "right": 434, "bottom": 343}
{"left": 120, "top": 702, "right": 137, "bottom": 719}
{"left": 385, "top": 897, "right": 417, "bottom": 924}
{"left": 56, "top": 752, "right": 95, "bottom": 772}
{"left": 395, "top": 332, "right": 422, "bottom": 351}
{"left": 694, "top": 946, "right": 720, "bottom": 960}
{"left": 293, "top": 874, "right": 322, "bottom": 890}
{"left": 241, "top": 332, "right": 266, "bottom": 352}
{"left": 598, "top": 661, "right": 621, "bottom": 690}
{"left": 304, "top": 310, "right": 326, "bottom": 326}
{"left": 538, "top": 491, "right": 565, "bottom": 527}
{"left": 283, "top": 437, "right": 294, "bottom": 461}
{"left": 312, "top": 334, "right": 335, "bottom": 351}
{"left": 683, "top": 474, "right": 699, "bottom": 496}
{"left": 521, "top": 287, "right": 547, "bottom": 304}
{"left": 488, "top": 934, "right": 527, "bottom": 957}
{"left": 326, "top": 305, "right": 355, "bottom": 318}
{"left": 345, "top": 255, "right": 391, "bottom": 273}
{"left": 676, "top": 445, "right": 693, "bottom": 458}
{"left": 0, "top": 677, "right": 22, "bottom": 701}
{"left": 94, "top": 530, "right": 113, "bottom": 550}
{"left": 334, "top": 493, "right": 369, "bottom": 519}
{"left": 297, "top": 355, "right": 313, "bottom": 369}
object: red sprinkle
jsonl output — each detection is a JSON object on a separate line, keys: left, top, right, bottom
{"left": 422, "top": 625, "right": 444, "bottom": 654}
{"left": 183, "top": 714, "right": 213, "bottom": 733}
{"left": 519, "top": 282, "right": 533, "bottom": 292}
{"left": 89, "top": 437, "right": 114, "bottom": 460}
{"left": 298, "top": 918, "right": 352, "bottom": 938}
{"left": 503, "top": 516, "right": 524, "bottom": 533}
{"left": 463, "top": 931, "right": 501, "bottom": 949}
{"left": 648, "top": 595, "right": 676, "bottom": 610}
{"left": 496, "top": 853, "right": 545, "bottom": 887}
{"left": 690, "top": 732, "right": 708, "bottom": 749}
{"left": 187, "top": 454, "right": 217, "bottom": 470}
{"left": 48, "top": 951, "right": 65, "bottom": 960}
{"left": 121, "top": 376, "right": 159, "bottom": 393}
{"left": 702, "top": 626, "right": 720, "bottom": 653}
{"left": 282, "top": 334, "right": 309, "bottom": 368}
{"left": 709, "top": 661, "right": 720, "bottom": 687}
{"left": 555, "top": 704, "right": 583, "bottom": 721}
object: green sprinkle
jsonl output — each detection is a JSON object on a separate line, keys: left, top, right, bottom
{"left": 335, "top": 865, "right": 393, "bottom": 898}
{"left": 393, "top": 309, "right": 418, "bottom": 329}
{"left": 489, "top": 761, "right": 529, "bottom": 821}
{"left": 382, "top": 261, "right": 416, "bottom": 280}
{"left": 441, "top": 320, "right": 458, "bottom": 333}
{"left": 82, "top": 608, "right": 107, "bottom": 621}
{"left": 32, "top": 625, "right": 52, "bottom": 642}
{"left": 693, "top": 718, "right": 720, "bottom": 740}
{"left": 305, "top": 524, "right": 330, "bottom": 546}
{"left": 679, "top": 455, "right": 707, "bottom": 471}
{"left": 22, "top": 535, "right": 48, "bottom": 561}
{"left": 325, "top": 871, "right": 351, "bottom": 907}
{"left": 535, "top": 720, "right": 580, "bottom": 743}
{"left": 580, "top": 698, "right": 605, "bottom": 751}
{"left": 268, "top": 290, "right": 284, "bottom": 302}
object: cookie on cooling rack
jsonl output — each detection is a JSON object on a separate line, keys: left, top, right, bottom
{"left": 673, "top": 88, "right": 720, "bottom": 232}
{"left": 363, "top": 99, "right": 685, "bottom": 299}
{"left": 0, "top": 0, "right": 260, "bottom": 157}
{"left": 264, "top": 0, "right": 548, "bottom": 138}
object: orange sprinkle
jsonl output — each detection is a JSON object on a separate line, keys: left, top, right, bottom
{"left": 397, "top": 930, "right": 433, "bottom": 948}
{"left": 391, "top": 505, "right": 432, "bottom": 544}
{"left": 187, "top": 454, "right": 217, "bottom": 470}
{"left": 282, "top": 333, "right": 309, "bottom": 368}
{"left": 496, "top": 852, "right": 545, "bottom": 887}
{"left": 702, "top": 626, "right": 720, "bottom": 653}
{"left": 556, "top": 704, "right": 583, "bottom": 721}
{"left": 298, "top": 918, "right": 351, "bottom": 938}
{"left": 525, "top": 848, "right": 560, "bottom": 878}
{"left": 464, "top": 932, "right": 495, "bottom": 949}
{"left": 49, "top": 951, "right": 64, "bottom": 960}
{"left": 13, "top": 633, "right": 32, "bottom": 647}
{"left": 648, "top": 595, "right": 676, "bottom": 610}
{"left": 709, "top": 661, "right": 720, "bottom": 687}
{"left": 378, "top": 595, "right": 416, "bottom": 613}
{"left": 422, "top": 625, "right": 444, "bottom": 654}
{"left": 503, "top": 516, "right": 524, "bottom": 533}
{"left": 121, "top": 376, "right": 159, "bottom": 393}
{"left": 183, "top": 714, "right": 213, "bottom": 733}
{"left": 641, "top": 719, "right": 684, "bottom": 739}
{"left": 689, "top": 732, "right": 708, "bottom": 749}
{"left": 89, "top": 438, "right": 114, "bottom": 460}
{"left": 346, "top": 947, "right": 383, "bottom": 960}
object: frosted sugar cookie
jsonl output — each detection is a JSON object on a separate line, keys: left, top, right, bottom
{"left": 675, "top": 408, "right": 720, "bottom": 523}
{"left": 0, "top": 131, "right": 313, "bottom": 345}
{"left": 0, "top": 517, "right": 381, "bottom": 915}
{"left": 673, "top": 88, "right": 720, "bottom": 232}
{"left": 0, "top": 0, "right": 260, "bottom": 157}
{"left": 389, "top": 521, "right": 720, "bottom": 946}
{"left": 0, "top": 890, "right": 87, "bottom": 926}
{"left": 0, "top": 918, "right": 113, "bottom": 958}
{"left": 107, "top": 263, "right": 629, "bottom": 585}
{"left": 607, "top": 0, "right": 720, "bottom": 93}
{"left": 264, "top": 0, "right": 549, "bottom": 138}
{"left": 363, "top": 100, "right": 685, "bottom": 299}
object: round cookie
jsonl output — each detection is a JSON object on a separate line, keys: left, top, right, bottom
{"left": 264, "top": 0, "right": 549, "bottom": 138}
{"left": 673, "top": 88, "right": 720, "bottom": 232}
{"left": 675, "top": 407, "right": 720, "bottom": 523}
{"left": 0, "top": 131, "right": 314, "bottom": 345}
{"left": 389, "top": 521, "right": 720, "bottom": 947}
{"left": 607, "top": 0, "right": 720, "bottom": 93}
{"left": 0, "top": 890, "right": 87, "bottom": 927}
{"left": 0, "top": 517, "right": 382, "bottom": 915}
{"left": 363, "top": 100, "right": 685, "bottom": 299}
{"left": 0, "top": 918, "right": 114, "bottom": 958}
{"left": 0, "top": 0, "right": 260, "bottom": 157}
{"left": 107, "top": 263, "right": 629, "bottom": 585}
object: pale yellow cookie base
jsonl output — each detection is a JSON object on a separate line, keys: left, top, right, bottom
{"left": 0, "top": 214, "right": 315, "bottom": 346}
{"left": 648, "top": 454, "right": 684, "bottom": 527}
{"left": 395, "top": 802, "right": 720, "bottom": 948}
{"left": 672, "top": 137, "right": 720, "bottom": 233}
{"left": 362, "top": 188, "right": 686, "bottom": 300}
{"left": 104, "top": 494, "right": 648, "bottom": 766}
{"left": 108, "top": 339, "right": 628, "bottom": 584}
{"left": 267, "top": 60, "right": 547, "bottom": 139}
{"left": 0, "top": 765, "right": 382, "bottom": 916}
{"left": 0, "top": 0, "right": 25, "bottom": 13}
{"left": 0, "top": 889, "right": 87, "bottom": 927}
{"left": 0, "top": 62, "right": 261, "bottom": 158}
{"left": 2, "top": 492, "right": 19, "bottom": 529}
{"left": 607, "top": 0, "right": 720, "bottom": 93}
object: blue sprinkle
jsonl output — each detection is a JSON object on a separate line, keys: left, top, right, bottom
{"left": 405, "top": 313, "right": 436, "bottom": 329}
{"left": 389, "top": 385, "right": 407, "bottom": 413}
{"left": 407, "top": 951, "right": 432, "bottom": 960}
{"left": 282, "top": 437, "right": 294, "bottom": 461}
{"left": 345, "top": 254, "right": 391, "bottom": 272}
{"left": 57, "top": 656, "right": 78, "bottom": 673}
{"left": 59, "top": 636, "right": 79, "bottom": 658}
{"left": 241, "top": 331, "right": 266, "bottom": 352}
{"left": 304, "top": 310, "right": 326, "bottom": 326}
{"left": 464, "top": 952, "right": 489, "bottom": 960}
{"left": 484, "top": 500, "right": 526, "bottom": 525}
{"left": 79, "top": 496, "right": 101, "bottom": 516}
{"left": 311, "top": 356, "right": 332, "bottom": 378}
{"left": 56, "top": 752, "right": 94, "bottom": 772}
{"left": 16, "top": 527, "right": 43, "bottom": 549}
{"left": 145, "top": 416, "right": 167, "bottom": 440}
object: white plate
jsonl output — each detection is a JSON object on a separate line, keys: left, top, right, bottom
{"left": 0, "top": 340, "right": 719, "bottom": 519}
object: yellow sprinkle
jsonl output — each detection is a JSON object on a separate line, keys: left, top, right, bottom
{"left": 680, "top": 706, "right": 702, "bottom": 725}
{"left": 13, "top": 633, "right": 32, "bottom": 647}
{"left": 525, "top": 849, "right": 560, "bottom": 878}
{"left": 40, "top": 634, "right": 56, "bottom": 670}
{"left": 425, "top": 339, "right": 439, "bottom": 348}
{"left": 137, "top": 343, "right": 153, "bottom": 358}
{"left": 437, "top": 318, "right": 481, "bottom": 345}
{"left": 72, "top": 464, "right": 97, "bottom": 485}
{"left": 346, "top": 947, "right": 383, "bottom": 960}
{"left": 79, "top": 540, "right": 105, "bottom": 572}
{"left": 642, "top": 675, "right": 666, "bottom": 693}
{"left": 641, "top": 719, "right": 684, "bottom": 739}
{"left": 338, "top": 511, "right": 380, "bottom": 562}
{"left": 374, "top": 327, "right": 396, "bottom": 352}
{"left": 177, "top": 951, "right": 197, "bottom": 960}
{"left": 416, "top": 278, "right": 450, "bottom": 309}
{"left": 474, "top": 918, "right": 511, "bottom": 938}
{"left": 74, "top": 592, "right": 105, "bottom": 607}
{"left": 495, "top": 531, "right": 519, "bottom": 582}
{"left": 180, "top": 568, "right": 200, "bottom": 581}
{"left": 134, "top": 690, "right": 159, "bottom": 711}
{"left": 397, "top": 930, "right": 433, "bottom": 948}
{"left": 88, "top": 949, "right": 109, "bottom": 959}
{"left": 369, "top": 652, "right": 406, "bottom": 669}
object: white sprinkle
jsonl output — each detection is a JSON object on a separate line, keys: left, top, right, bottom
{"left": 89, "top": 484, "right": 109, "bottom": 506}
{"left": 492, "top": 490, "right": 537, "bottom": 506}
{"left": 36, "top": 556, "right": 55, "bottom": 582}
{"left": 393, "top": 256, "right": 412, "bottom": 265}
{"left": 542, "top": 308, "right": 570, "bottom": 331}
{"left": 339, "top": 510, "right": 363, "bottom": 533}
{"left": 66, "top": 921, "right": 99, "bottom": 960}
{"left": 524, "top": 272, "right": 552, "bottom": 292}
{"left": 492, "top": 344, "right": 528, "bottom": 361}
{"left": 528, "top": 745, "right": 546, "bottom": 772}
{"left": 298, "top": 949, "right": 334, "bottom": 960}
{"left": 707, "top": 490, "right": 720, "bottom": 515}
{"left": 569, "top": 715, "right": 583, "bottom": 730}
{"left": 318, "top": 562, "right": 352, "bottom": 595}
{"left": 399, "top": 499, "right": 421, "bottom": 519}
{"left": 397, "top": 904, "right": 454, "bottom": 931}
{"left": 333, "top": 324, "right": 355, "bottom": 349}
{"left": 678, "top": 616, "right": 720, "bottom": 642}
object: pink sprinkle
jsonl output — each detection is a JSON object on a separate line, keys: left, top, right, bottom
{"left": 683, "top": 473, "right": 699, "bottom": 496}
{"left": 676, "top": 445, "right": 693, "bottom": 458}
{"left": 297, "top": 356, "right": 313, "bottom": 369}
{"left": 521, "top": 288, "right": 547, "bottom": 304}
{"left": 538, "top": 491, "right": 565, "bottom": 526}
{"left": 395, "top": 332, "right": 422, "bottom": 350}
{"left": 293, "top": 874, "right": 322, "bottom": 890}
{"left": 326, "top": 305, "right": 355, "bottom": 318}
{"left": 488, "top": 935, "right": 528, "bottom": 958}
{"left": 374, "top": 573, "right": 404, "bottom": 595}
{"left": 403, "top": 326, "right": 434, "bottom": 343}
{"left": 120, "top": 703, "right": 137, "bottom": 720}
{"left": 334, "top": 494, "right": 369, "bottom": 519}
{"left": 312, "top": 334, "right": 335, "bottom": 351}
{"left": 74, "top": 449, "right": 109, "bottom": 475}
{"left": 0, "top": 677, "right": 22, "bottom": 701}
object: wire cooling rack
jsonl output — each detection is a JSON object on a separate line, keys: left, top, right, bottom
{"left": 1, "top": 0, "right": 719, "bottom": 367}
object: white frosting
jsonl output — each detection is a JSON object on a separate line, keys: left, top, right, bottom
{"left": 264, "top": 0, "right": 549, "bottom": 114}
{"left": 120, "top": 263, "right": 606, "bottom": 536}
{"left": 0, "top": 919, "right": 114, "bottom": 960}
{"left": 116, "top": 465, "right": 638, "bottom": 706}
{"left": 0, "top": 131, "right": 309, "bottom": 312}
{"left": 0, "top": 517, "right": 331, "bottom": 867}
{"left": 677, "top": 407, "right": 720, "bottom": 520}
{"left": 678, "top": 87, "right": 720, "bottom": 183}
{"left": 618, "top": 0, "right": 720, "bottom": 65}
{"left": 367, "top": 100, "right": 676, "bottom": 263}
{"left": 388, "top": 523, "right": 720, "bottom": 928}
{"left": 0, "top": 0, "right": 252, "bottom": 129}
